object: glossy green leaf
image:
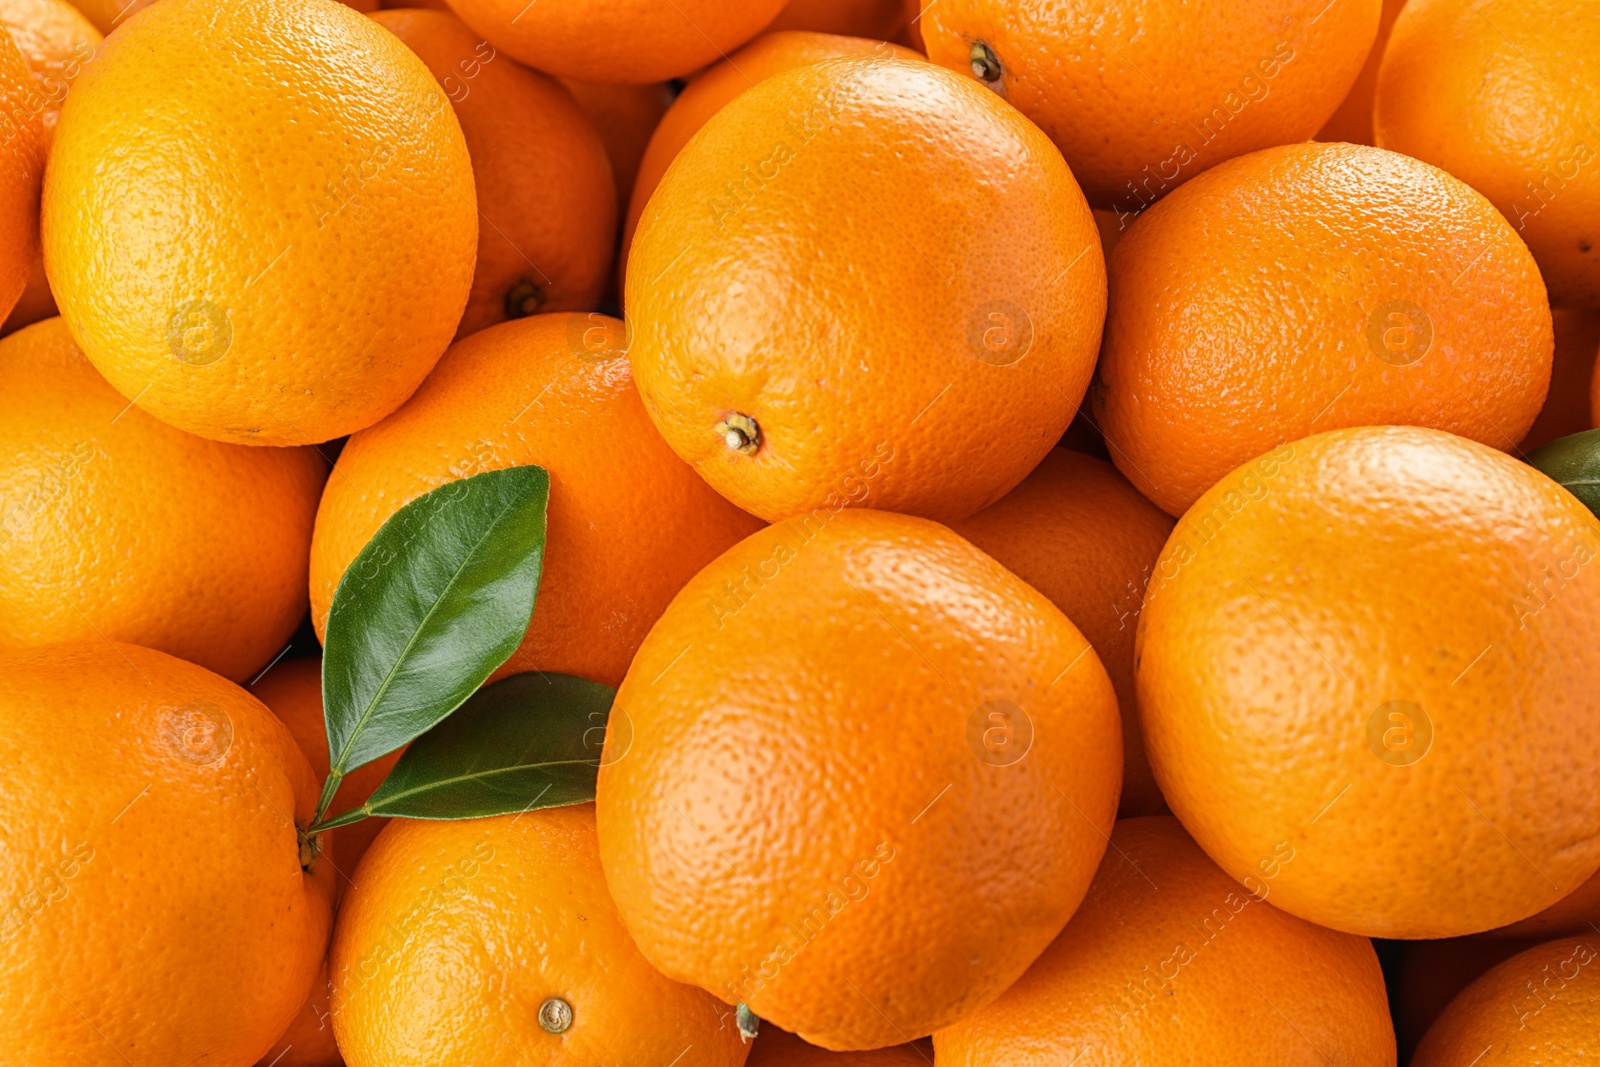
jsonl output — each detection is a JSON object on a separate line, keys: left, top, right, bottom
{"left": 321, "top": 465, "right": 550, "bottom": 794}
{"left": 1528, "top": 429, "right": 1600, "bottom": 518}
{"left": 321, "top": 673, "right": 615, "bottom": 825}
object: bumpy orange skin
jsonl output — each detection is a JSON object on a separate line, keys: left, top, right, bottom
{"left": 441, "top": 0, "right": 787, "bottom": 83}
{"left": 0, "top": 25, "right": 43, "bottom": 323}
{"left": 1376, "top": 0, "right": 1600, "bottom": 309}
{"left": 751, "top": 1028, "right": 927, "bottom": 1066}
{"left": 920, "top": 0, "right": 1378, "bottom": 213}
{"left": 310, "top": 313, "right": 764, "bottom": 688}
{"left": 0, "top": 0, "right": 98, "bottom": 138}
{"left": 43, "top": 0, "right": 477, "bottom": 446}
{"left": 331, "top": 806, "right": 750, "bottom": 1067}
{"left": 621, "top": 32, "right": 922, "bottom": 286}
{"left": 0, "top": 318, "right": 326, "bottom": 682}
{"left": 0, "top": 642, "right": 335, "bottom": 1067}
{"left": 951, "top": 449, "right": 1174, "bottom": 817}
{"left": 560, "top": 77, "right": 673, "bottom": 221}
{"left": 769, "top": 0, "right": 910, "bottom": 38}
{"left": 935, "top": 818, "right": 1395, "bottom": 1065}
{"left": 1095, "top": 142, "right": 1553, "bottom": 516}
{"left": 1314, "top": 0, "right": 1405, "bottom": 145}
{"left": 1412, "top": 936, "right": 1600, "bottom": 1066}
{"left": 251, "top": 658, "right": 402, "bottom": 887}
{"left": 596, "top": 510, "right": 1123, "bottom": 1049}
{"left": 1138, "top": 426, "right": 1600, "bottom": 939}
{"left": 1521, "top": 308, "right": 1600, "bottom": 451}
{"left": 628, "top": 57, "right": 1106, "bottom": 525}
{"left": 373, "top": 10, "right": 616, "bottom": 338}
{"left": 1490, "top": 866, "right": 1600, "bottom": 940}
{"left": 1390, "top": 937, "right": 1541, "bottom": 1060}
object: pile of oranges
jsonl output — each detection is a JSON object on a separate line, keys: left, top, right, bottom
{"left": 0, "top": 0, "right": 1597, "bottom": 1064}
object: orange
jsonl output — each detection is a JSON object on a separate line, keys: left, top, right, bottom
{"left": 559, "top": 76, "right": 674, "bottom": 222}
{"left": 596, "top": 509, "right": 1122, "bottom": 1049}
{"left": 43, "top": 0, "right": 477, "bottom": 446}
{"left": 1521, "top": 308, "right": 1600, "bottom": 451}
{"left": 250, "top": 657, "right": 404, "bottom": 1067}
{"left": 1314, "top": 0, "right": 1406, "bottom": 145}
{"left": 256, "top": 957, "right": 341, "bottom": 1067}
{"left": 918, "top": 0, "right": 1378, "bottom": 215}
{"left": 0, "top": 318, "right": 326, "bottom": 683}
{"left": 60, "top": 0, "right": 145, "bottom": 33}
{"left": 373, "top": 9, "right": 616, "bottom": 338}
{"left": 1094, "top": 141, "right": 1553, "bottom": 516}
{"left": 621, "top": 31, "right": 922, "bottom": 285}
{"left": 310, "top": 313, "right": 764, "bottom": 689}
{"left": 0, "top": 641, "right": 335, "bottom": 1066}
{"left": 750, "top": 1028, "right": 927, "bottom": 1065}
{"left": 768, "top": 0, "right": 911, "bottom": 39}
{"left": 934, "top": 817, "right": 1395, "bottom": 1065}
{"left": 0, "top": 0, "right": 99, "bottom": 336}
{"left": 0, "top": 0, "right": 99, "bottom": 139}
{"left": 1491, "top": 867, "right": 1600, "bottom": 940}
{"left": 0, "top": 24, "right": 43, "bottom": 323}
{"left": 951, "top": 449, "right": 1175, "bottom": 817}
{"left": 441, "top": 0, "right": 788, "bottom": 83}
{"left": 330, "top": 804, "right": 750, "bottom": 1067}
{"left": 1390, "top": 936, "right": 1542, "bottom": 1060}
{"left": 251, "top": 657, "right": 403, "bottom": 887}
{"left": 1376, "top": 0, "right": 1600, "bottom": 309}
{"left": 1137, "top": 425, "right": 1600, "bottom": 939}
{"left": 627, "top": 57, "right": 1106, "bottom": 525}
{"left": 1412, "top": 935, "right": 1600, "bottom": 1066}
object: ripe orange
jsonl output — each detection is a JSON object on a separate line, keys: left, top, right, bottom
{"left": 621, "top": 31, "right": 921, "bottom": 285}
{"left": 1521, "top": 308, "right": 1600, "bottom": 451}
{"left": 767, "top": 0, "right": 912, "bottom": 43}
{"left": 1314, "top": 0, "right": 1405, "bottom": 145}
{"left": 1390, "top": 936, "right": 1542, "bottom": 1060}
{"left": 934, "top": 817, "right": 1395, "bottom": 1065}
{"left": 0, "top": 24, "right": 44, "bottom": 323}
{"left": 43, "top": 0, "right": 477, "bottom": 446}
{"left": 373, "top": 9, "right": 616, "bottom": 338}
{"left": 59, "top": 0, "right": 144, "bottom": 33}
{"left": 0, "top": 641, "right": 336, "bottom": 1066}
{"left": 596, "top": 509, "right": 1122, "bottom": 1049}
{"left": 330, "top": 804, "right": 751, "bottom": 1067}
{"left": 918, "top": 0, "right": 1379, "bottom": 214}
{"left": 441, "top": 0, "right": 788, "bottom": 83}
{"left": 1094, "top": 141, "right": 1553, "bottom": 516}
{"left": 256, "top": 957, "right": 340, "bottom": 1067}
{"left": 627, "top": 57, "right": 1106, "bottom": 524}
{"left": 751, "top": 1027, "right": 927, "bottom": 1065}
{"left": 560, "top": 76, "right": 673, "bottom": 221}
{"left": 1411, "top": 936, "right": 1600, "bottom": 1066}
{"left": 0, "top": 318, "right": 326, "bottom": 683}
{"left": 951, "top": 449, "right": 1175, "bottom": 817}
{"left": 0, "top": 0, "right": 98, "bottom": 139}
{"left": 1376, "top": 0, "right": 1600, "bottom": 309}
{"left": 1491, "top": 867, "right": 1600, "bottom": 940}
{"left": 310, "top": 313, "right": 764, "bottom": 689}
{"left": 251, "top": 658, "right": 403, "bottom": 885}
{"left": 1137, "top": 426, "right": 1600, "bottom": 939}
{"left": 0, "top": 0, "right": 98, "bottom": 335}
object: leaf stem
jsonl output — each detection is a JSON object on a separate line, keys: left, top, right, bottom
{"left": 313, "top": 771, "right": 343, "bottom": 826}
{"left": 307, "top": 804, "right": 371, "bottom": 835}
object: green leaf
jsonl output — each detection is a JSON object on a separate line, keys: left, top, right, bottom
{"left": 321, "top": 465, "right": 550, "bottom": 789}
{"left": 1528, "top": 429, "right": 1600, "bottom": 518}
{"left": 326, "top": 672, "right": 615, "bottom": 824}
